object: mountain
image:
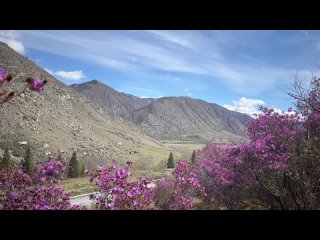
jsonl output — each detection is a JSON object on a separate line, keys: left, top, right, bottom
{"left": 131, "top": 97, "right": 250, "bottom": 143}
{"left": 71, "top": 81, "right": 250, "bottom": 143}
{"left": 0, "top": 41, "right": 164, "bottom": 166}
{"left": 70, "top": 80, "right": 154, "bottom": 120}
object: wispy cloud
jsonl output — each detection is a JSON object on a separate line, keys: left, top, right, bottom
{"left": 43, "top": 68, "right": 85, "bottom": 80}
{"left": 130, "top": 87, "right": 161, "bottom": 94}
{"left": 55, "top": 70, "right": 85, "bottom": 80}
{"left": 44, "top": 68, "right": 54, "bottom": 75}
{"left": 18, "top": 30, "right": 302, "bottom": 96}
{"left": 224, "top": 97, "right": 265, "bottom": 116}
{"left": 272, "top": 107, "right": 296, "bottom": 115}
{"left": 183, "top": 88, "right": 192, "bottom": 97}
{"left": 146, "top": 30, "right": 193, "bottom": 48}
{"left": 0, "top": 30, "right": 25, "bottom": 54}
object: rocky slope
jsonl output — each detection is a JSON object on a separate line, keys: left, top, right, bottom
{"left": 131, "top": 97, "right": 249, "bottom": 143}
{"left": 0, "top": 41, "right": 164, "bottom": 167}
{"left": 70, "top": 80, "right": 154, "bottom": 120}
{"left": 71, "top": 81, "right": 250, "bottom": 143}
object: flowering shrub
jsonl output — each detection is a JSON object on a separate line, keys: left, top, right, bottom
{"left": 0, "top": 67, "right": 48, "bottom": 105}
{"left": 0, "top": 68, "right": 14, "bottom": 104}
{"left": 196, "top": 105, "right": 320, "bottom": 209}
{"left": 153, "top": 177, "right": 176, "bottom": 209}
{"left": 26, "top": 77, "right": 48, "bottom": 92}
{"left": 0, "top": 158, "right": 84, "bottom": 210}
{"left": 87, "top": 161, "right": 155, "bottom": 210}
{"left": 195, "top": 142, "right": 247, "bottom": 209}
{"left": 154, "top": 160, "right": 206, "bottom": 210}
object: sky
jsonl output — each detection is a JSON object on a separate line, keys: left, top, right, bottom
{"left": 1, "top": 30, "right": 320, "bottom": 116}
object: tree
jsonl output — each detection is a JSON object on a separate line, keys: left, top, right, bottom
{"left": 80, "top": 164, "right": 85, "bottom": 177}
{"left": 68, "top": 151, "right": 79, "bottom": 178}
{"left": 57, "top": 152, "right": 63, "bottom": 161}
{"left": 167, "top": 152, "right": 175, "bottom": 168}
{"left": 22, "top": 146, "right": 32, "bottom": 174}
{"left": 1, "top": 148, "right": 10, "bottom": 167}
{"left": 191, "top": 150, "right": 196, "bottom": 164}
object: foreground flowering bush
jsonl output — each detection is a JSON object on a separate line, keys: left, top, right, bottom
{"left": 0, "top": 67, "right": 48, "bottom": 105}
{"left": 195, "top": 142, "right": 247, "bottom": 209}
{"left": 154, "top": 160, "right": 206, "bottom": 210}
{"left": 87, "top": 161, "right": 155, "bottom": 210}
{"left": 196, "top": 105, "right": 320, "bottom": 209}
{"left": 0, "top": 158, "right": 84, "bottom": 210}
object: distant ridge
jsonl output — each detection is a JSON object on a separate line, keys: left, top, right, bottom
{"left": 71, "top": 81, "right": 250, "bottom": 143}
{"left": 70, "top": 80, "right": 154, "bottom": 120}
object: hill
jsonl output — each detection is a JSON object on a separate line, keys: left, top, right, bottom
{"left": 0, "top": 41, "right": 165, "bottom": 167}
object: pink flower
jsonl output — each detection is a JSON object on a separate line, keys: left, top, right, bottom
{"left": 126, "top": 160, "right": 133, "bottom": 166}
{"left": 0, "top": 68, "right": 13, "bottom": 91}
{"left": 26, "top": 77, "right": 48, "bottom": 92}
{"left": 132, "top": 200, "right": 138, "bottom": 206}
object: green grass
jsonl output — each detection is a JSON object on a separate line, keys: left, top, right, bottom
{"left": 163, "top": 143, "right": 204, "bottom": 160}
{"left": 128, "top": 145, "right": 182, "bottom": 171}
{"left": 61, "top": 143, "right": 203, "bottom": 196}
{"left": 61, "top": 177, "right": 95, "bottom": 196}
{"left": 61, "top": 168, "right": 173, "bottom": 196}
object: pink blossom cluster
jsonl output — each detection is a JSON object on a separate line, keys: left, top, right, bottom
{"left": 0, "top": 159, "right": 84, "bottom": 210}
{"left": 87, "top": 161, "right": 155, "bottom": 210}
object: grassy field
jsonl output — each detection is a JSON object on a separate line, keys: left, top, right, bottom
{"left": 61, "top": 168, "right": 172, "bottom": 196}
{"left": 61, "top": 177, "right": 95, "bottom": 196}
{"left": 61, "top": 143, "right": 204, "bottom": 196}
{"left": 163, "top": 143, "right": 204, "bottom": 160}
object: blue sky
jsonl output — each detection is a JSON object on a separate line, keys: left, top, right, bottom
{"left": 1, "top": 30, "right": 320, "bottom": 115}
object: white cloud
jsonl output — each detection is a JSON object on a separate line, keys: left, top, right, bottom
{"left": 130, "top": 87, "right": 160, "bottom": 94}
{"left": 43, "top": 68, "right": 85, "bottom": 81}
{"left": 0, "top": 30, "right": 20, "bottom": 39}
{"left": 44, "top": 68, "right": 54, "bottom": 75}
{"left": 146, "top": 30, "right": 193, "bottom": 48}
{"left": 184, "top": 88, "right": 192, "bottom": 97}
{"left": 15, "top": 30, "right": 309, "bottom": 95}
{"left": 4, "top": 39, "right": 25, "bottom": 54}
{"left": 224, "top": 97, "right": 265, "bottom": 116}
{"left": 272, "top": 107, "right": 297, "bottom": 116}
{"left": 0, "top": 30, "right": 25, "bottom": 54}
{"left": 54, "top": 70, "right": 85, "bottom": 80}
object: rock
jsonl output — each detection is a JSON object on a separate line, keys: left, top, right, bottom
{"left": 43, "top": 143, "right": 49, "bottom": 149}
{"left": 146, "top": 182, "right": 156, "bottom": 189}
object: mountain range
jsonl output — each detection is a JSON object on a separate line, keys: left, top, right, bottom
{"left": 0, "top": 41, "right": 249, "bottom": 166}
{"left": 71, "top": 81, "right": 250, "bottom": 143}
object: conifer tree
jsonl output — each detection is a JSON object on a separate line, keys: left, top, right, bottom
{"left": 57, "top": 152, "right": 63, "bottom": 161}
{"left": 1, "top": 147, "right": 10, "bottom": 167}
{"left": 68, "top": 151, "right": 79, "bottom": 178}
{"left": 167, "top": 152, "right": 175, "bottom": 168}
{"left": 191, "top": 150, "right": 196, "bottom": 164}
{"left": 22, "top": 146, "right": 32, "bottom": 173}
{"left": 80, "top": 164, "right": 85, "bottom": 177}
